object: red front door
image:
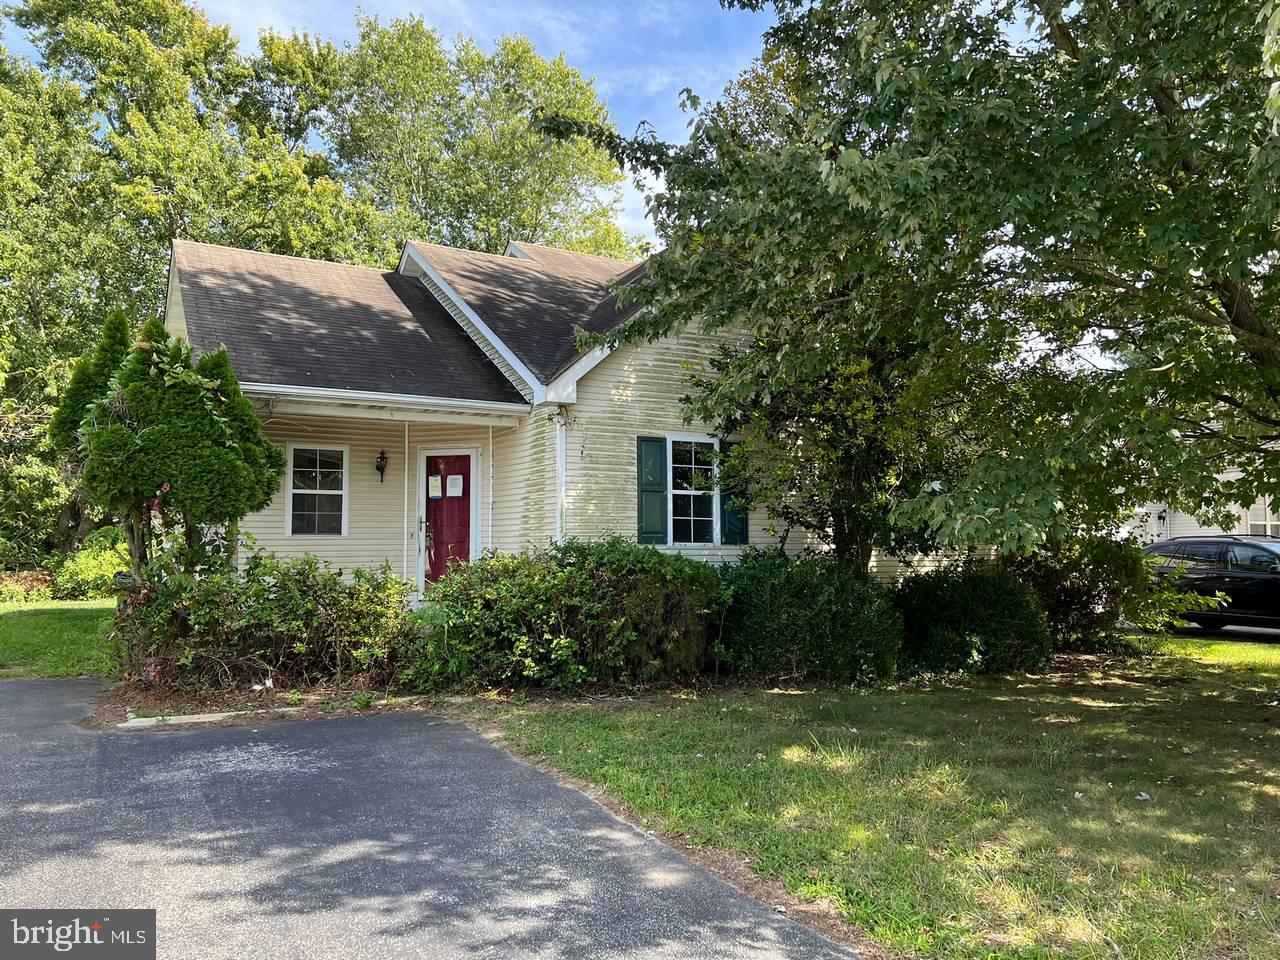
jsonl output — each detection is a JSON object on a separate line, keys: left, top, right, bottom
{"left": 425, "top": 454, "right": 471, "bottom": 581}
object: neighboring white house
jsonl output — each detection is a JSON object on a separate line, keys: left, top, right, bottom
{"left": 1129, "top": 494, "right": 1280, "bottom": 543}
{"left": 166, "top": 239, "right": 822, "bottom": 593}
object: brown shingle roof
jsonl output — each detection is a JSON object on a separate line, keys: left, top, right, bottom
{"left": 173, "top": 241, "right": 526, "bottom": 405}
{"left": 410, "top": 240, "right": 643, "bottom": 382}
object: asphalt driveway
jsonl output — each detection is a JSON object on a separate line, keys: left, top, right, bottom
{"left": 0, "top": 680, "right": 856, "bottom": 959}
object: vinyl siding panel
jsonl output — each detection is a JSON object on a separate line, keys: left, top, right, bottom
{"left": 562, "top": 331, "right": 812, "bottom": 563}
{"left": 490, "top": 402, "right": 558, "bottom": 551}
{"left": 244, "top": 414, "right": 413, "bottom": 576}
{"left": 561, "top": 331, "right": 972, "bottom": 577}
{"left": 1135, "top": 469, "right": 1252, "bottom": 542}
{"left": 866, "top": 548, "right": 998, "bottom": 585}
{"left": 1140, "top": 507, "right": 1247, "bottom": 541}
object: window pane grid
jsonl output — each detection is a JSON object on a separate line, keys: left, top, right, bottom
{"left": 290, "top": 447, "right": 345, "bottom": 536}
{"left": 1243, "top": 496, "right": 1280, "bottom": 537}
{"left": 670, "top": 437, "right": 718, "bottom": 545}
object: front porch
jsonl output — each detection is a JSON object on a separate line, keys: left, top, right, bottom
{"left": 241, "top": 387, "right": 534, "bottom": 594}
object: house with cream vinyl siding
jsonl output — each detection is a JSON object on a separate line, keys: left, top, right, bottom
{"left": 165, "top": 238, "right": 808, "bottom": 593}
{"left": 1131, "top": 492, "right": 1280, "bottom": 543}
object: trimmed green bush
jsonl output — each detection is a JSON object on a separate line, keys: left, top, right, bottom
{"left": 718, "top": 549, "right": 901, "bottom": 683}
{"left": 64, "top": 315, "right": 284, "bottom": 571}
{"left": 114, "top": 552, "right": 414, "bottom": 687}
{"left": 894, "top": 565, "right": 1052, "bottom": 675}
{"left": 408, "top": 537, "right": 723, "bottom": 689}
{"left": 52, "top": 528, "right": 129, "bottom": 599}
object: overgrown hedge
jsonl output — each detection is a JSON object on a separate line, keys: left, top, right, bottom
{"left": 894, "top": 565, "right": 1052, "bottom": 675}
{"left": 116, "top": 553, "right": 414, "bottom": 687}
{"left": 409, "top": 537, "right": 722, "bottom": 689}
{"left": 718, "top": 549, "right": 901, "bottom": 682}
{"left": 999, "top": 535, "right": 1219, "bottom": 649}
{"left": 110, "top": 540, "right": 1081, "bottom": 693}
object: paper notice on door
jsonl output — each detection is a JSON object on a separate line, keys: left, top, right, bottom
{"left": 446, "top": 474, "right": 464, "bottom": 497}
{"left": 428, "top": 474, "right": 443, "bottom": 499}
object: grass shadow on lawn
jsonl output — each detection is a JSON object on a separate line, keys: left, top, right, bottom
{"left": 481, "top": 641, "right": 1280, "bottom": 960}
{"left": 0, "top": 599, "right": 116, "bottom": 678}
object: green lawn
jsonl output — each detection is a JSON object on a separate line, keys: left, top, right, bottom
{"left": 473, "top": 638, "right": 1280, "bottom": 960}
{"left": 0, "top": 599, "right": 116, "bottom": 678}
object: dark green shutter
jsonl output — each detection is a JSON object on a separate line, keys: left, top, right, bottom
{"left": 720, "top": 440, "right": 748, "bottom": 545}
{"left": 636, "top": 436, "right": 667, "bottom": 543}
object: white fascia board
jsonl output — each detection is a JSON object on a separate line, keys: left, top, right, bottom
{"left": 400, "top": 244, "right": 548, "bottom": 403}
{"left": 503, "top": 240, "right": 536, "bottom": 260}
{"left": 240, "top": 382, "right": 531, "bottom": 416}
{"left": 257, "top": 399, "right": 524, "bottom": 427}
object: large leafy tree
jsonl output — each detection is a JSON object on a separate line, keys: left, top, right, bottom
{"left": 710, "top": 0, "right": 1280, "bottom": 547}
{"left": 0, "top": 0, "right": 393, "bottom": 563}
{"left": 328, "top": 17, "right": 640, "bottom": 257}
{"left": 557, "top": 0, "right": 1280, "bottom": 551}
{"left": 0, "top": 52, "right": 120, "bottom": 565}
{"left": 546, "top": 64, "right": 991, "bottom": 567}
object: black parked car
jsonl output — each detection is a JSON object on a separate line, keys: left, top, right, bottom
{"left": 1144, "top": 535, "right": 1280, "bottom": 629}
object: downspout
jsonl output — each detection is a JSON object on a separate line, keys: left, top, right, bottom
{"left": 402, "top": 421, "right": 409, "bottom": 581}
{"left": 555, "top": 407, "right": 567, "bottom": 542}
{"left": 488, "top": 424, "right": 494, "bottom": 551}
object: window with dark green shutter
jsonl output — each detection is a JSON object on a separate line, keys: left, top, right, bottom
{"left": 671, "top": 439, "right": 716, "bottom": 543}
{"left": 719, "top": 440, "right": 748, "bottom": 545}
{"left": 638, "top": 434, "right": 749, "bottom": 546}
{"left": 636, "top": 436, "right": 667, "bottom": 543}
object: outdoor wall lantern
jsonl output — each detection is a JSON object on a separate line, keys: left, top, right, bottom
{"left": 375, "top": 449, "right": 389, "bottom": 483}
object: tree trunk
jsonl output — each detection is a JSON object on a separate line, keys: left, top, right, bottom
{"left": 124, "top": 508, "right": 150, "bottom": 575}
{"left": 830, "top": 504, "right": 875, "bottom": 575}
{"left": 183, "top": 521, "right": 200, "bottom": 573}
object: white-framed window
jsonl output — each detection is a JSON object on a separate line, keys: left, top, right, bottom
{"left": 286, "top": 444, "right": 349, "bottom": 536}
{"left": 1245, "top": 496, "right": 1280, "bottom": 537}
{"left": 668, "top": 434, "right": 720, "bottom": 545}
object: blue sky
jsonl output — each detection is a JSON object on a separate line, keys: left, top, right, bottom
{"left": 8, "top": 1, "right": 775, "bottom": 241}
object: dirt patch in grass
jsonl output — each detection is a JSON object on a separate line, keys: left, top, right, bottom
{"left": 0, "top": 570, "right": 54, "bottom": 594}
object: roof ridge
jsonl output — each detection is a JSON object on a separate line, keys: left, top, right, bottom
{"left": 172, "top": 238, "right": 393, "bottom": 273}
{"left": 509, "top": 239, "right": 639, "bottom": 266}
{"left": 407, "top": 239, "right": 544, "bottom": 269}
{"left": 409, "top": 239, "right": 636, "bottom": 275}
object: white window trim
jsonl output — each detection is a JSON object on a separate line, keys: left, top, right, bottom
{"left": 666, "top": 433, "right": 721, "bottom": 547}
{"left": 284, "top": 443, "right": 350, "bottom": 538}
{"left": 1243, "top": 495, "right": 1280, "bottom": 537}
